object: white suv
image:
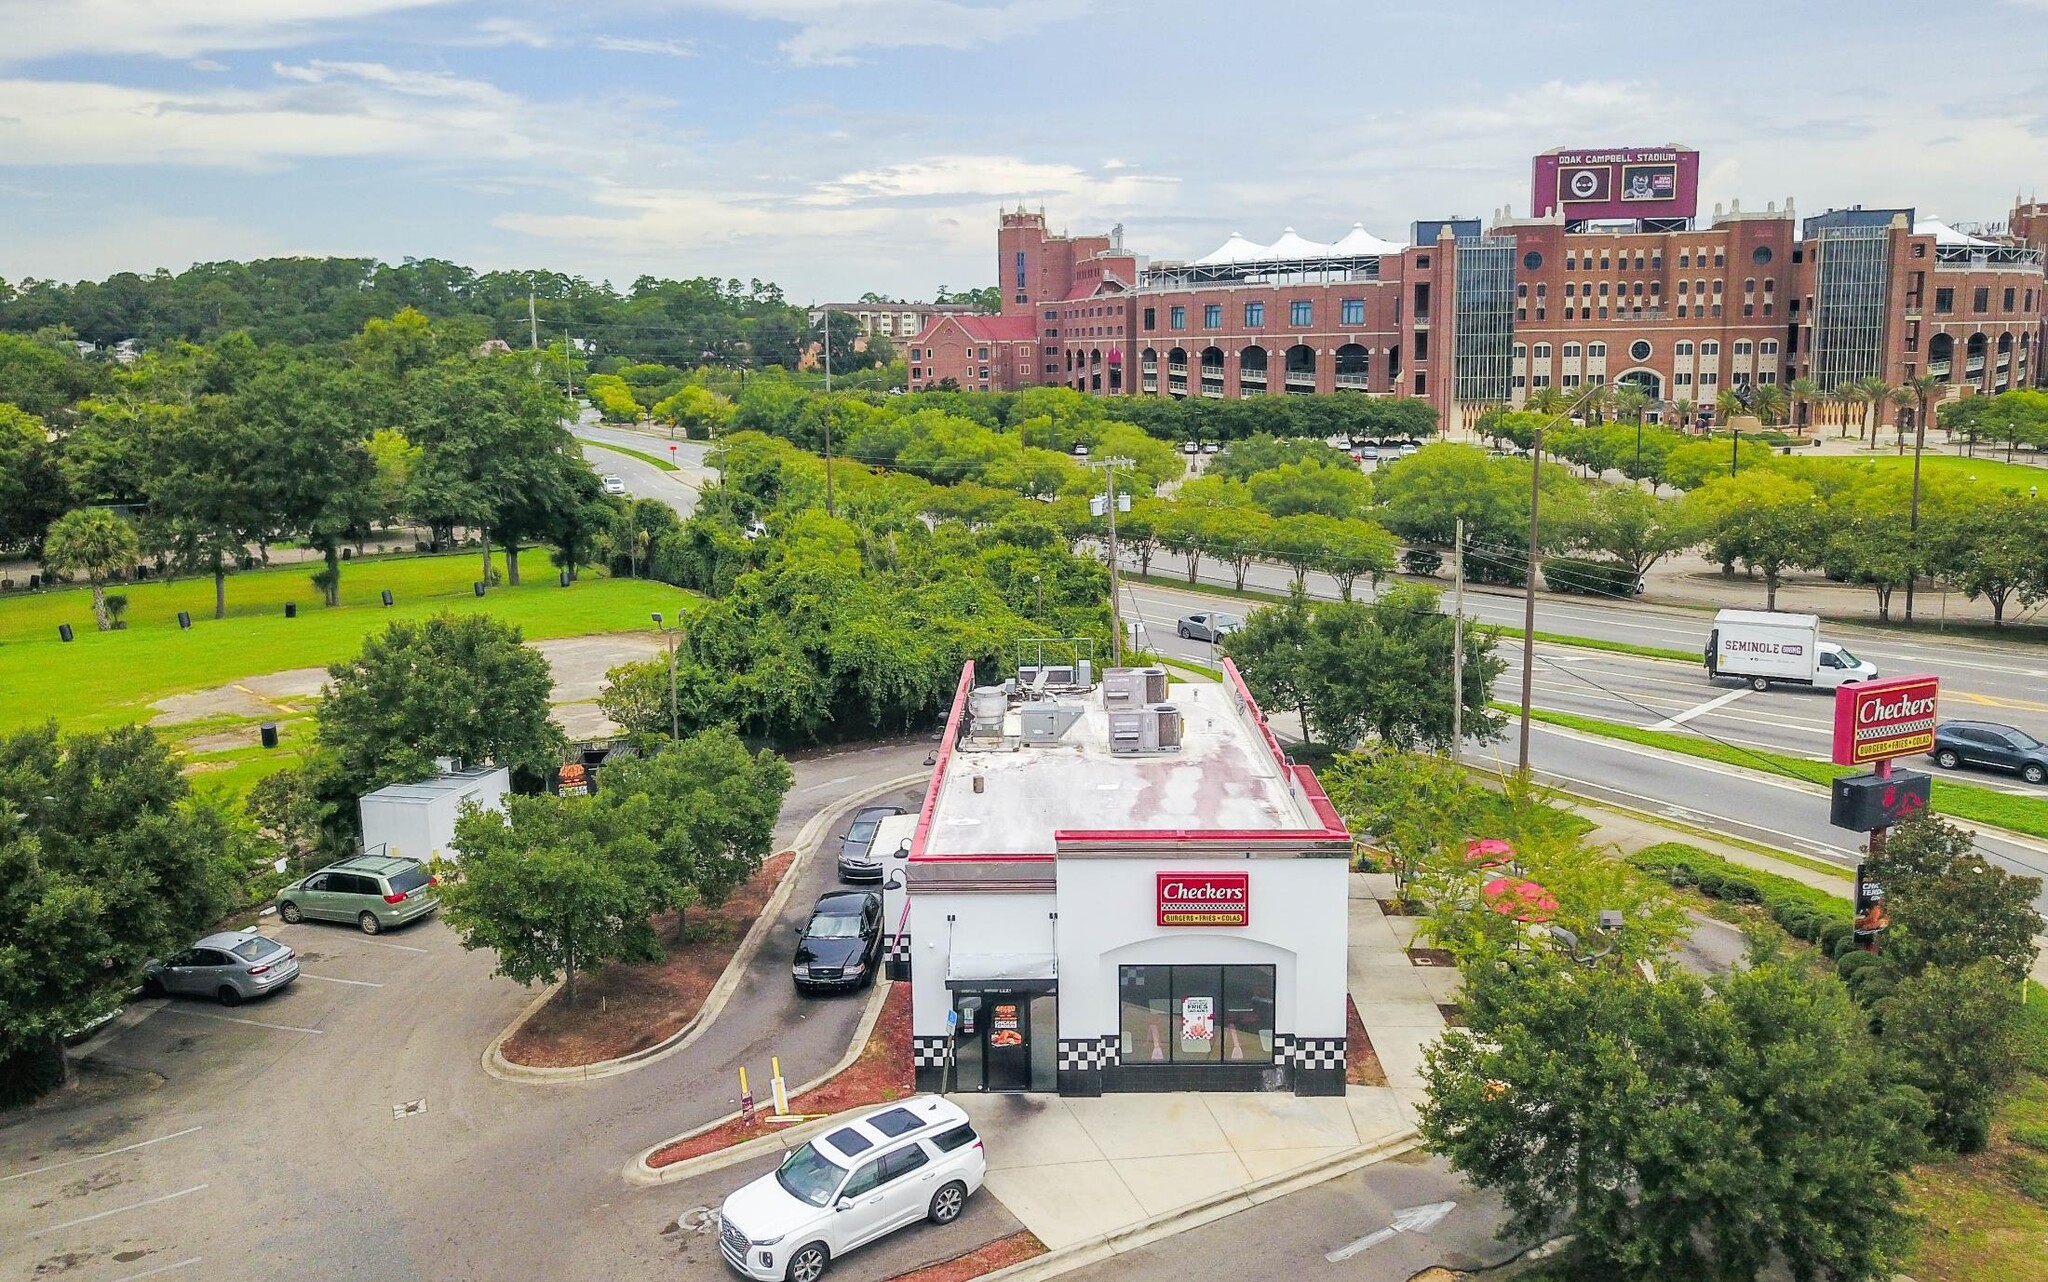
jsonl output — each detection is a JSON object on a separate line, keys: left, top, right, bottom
{"left": 718, "top": 1096, "right": 986, "bottom": 1281}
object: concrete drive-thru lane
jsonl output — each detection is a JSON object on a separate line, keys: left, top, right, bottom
{"left": 1, "top": 741, "right": 938, "bottom": 1282}
{"left": 1059, "top": 1149, "right": 1513, "bottom": 1282}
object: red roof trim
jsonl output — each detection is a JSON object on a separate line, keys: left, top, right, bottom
{"left": 908, "top": 663, "right": 974, "bottom": 864}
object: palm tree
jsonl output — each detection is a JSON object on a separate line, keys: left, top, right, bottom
{"left": 1888, "top": 386, "right": 1916, "bottom": 452}
{"left": 1715, "top": 387, "right": 1746, "bottom": 426}
{"left": 1786, "top": 376, "right": 1820, "bottom": 431}
{"left": 1905, "top": 372, "right": 1944, "bottom": 453}
{"left": 1829, "top": 384, "right": 1864, "bottom": 438}
{"left": 1749, "top": 382, "right": 1787, "bottom": 427}
{"left": 1526, "top": 385, "right": 1569, "bottom": 415}
{"left": 1579, "top": 381, "right": 1614, "bottom": 424}
{"left": 1857, "top": 377, "right": 1897, "bottom": 444}
{"left": 1611, "top": 384, "right": 1652, "bottom": 424}
{"left": 44, "top": 508, "right": 140, "bottom": 631}
{"left": 1671, "top": 397, "right": 1696, "bottom": 431}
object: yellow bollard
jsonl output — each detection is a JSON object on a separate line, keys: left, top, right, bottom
{"left": 771, "top": 1056, "right": 790, "bottom": 1116}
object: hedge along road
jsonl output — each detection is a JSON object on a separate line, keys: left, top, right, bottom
{"left": 0, "top": 738, "right": 938, "bottom": 1282}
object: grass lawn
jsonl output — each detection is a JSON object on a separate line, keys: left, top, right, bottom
{"left": 0, "top": 552, "right": 690, "bottom": 733}
{"left": 585, "top": 438, "right": 679, "bottom": 471}
{"left": 1820, "top": 451, "right": 2046, "bottom": 492}
{"left": 1518, "top": 705, "right": 2048, "bottom": 841}
{"left": 1901, "top": 982, "right": 2048, "bottom": 1282}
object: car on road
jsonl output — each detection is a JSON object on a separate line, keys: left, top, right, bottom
{"left": 836, "top": 805, "right": 906, "bottom": 882}
{"left": 1176, "top": 611, "right": 1243, "bottom": 643}
{"left": 1358, "top": 444, "right": 1381, "bottom": 461}
{"left": 602, "top": 474, "right": 627, "bottom": 495}
{"left": 1181, "top": 440, "right": 1199, "bottom": 454}
{"left": 277, "top": 855, "right": 440, "bottom": 935}
{"left": 143, "top": 931, "right": 298, "bottom": 1006}
{"left": 1202, "top": 441, "right": 1220, "bottom": 454}
{"left": 792, "top": 890, "right": 882, "bottom": 994}
{"left": 719, "top": 1096, "right": 986, "bottom": 1282}
{"left": 1072, "top": 444, "right": 1090, "bottom": 458}
{"left": 1930, "top": 720, "right": 2048, "bottom": 785}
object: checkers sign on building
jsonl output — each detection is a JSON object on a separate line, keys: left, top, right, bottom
{"left": 1832, "top": 675, "right": 1940, "bottom": 766}
{"left": 1156, "top": 871, "right": 1249, "bottom": 927}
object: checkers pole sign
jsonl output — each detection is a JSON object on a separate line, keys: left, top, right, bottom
{"left": 1832, "top": 676, "right": 1940, "bottom": 766}
{"left": 1156, "top": 872, "right": 1249, "bottom": 927}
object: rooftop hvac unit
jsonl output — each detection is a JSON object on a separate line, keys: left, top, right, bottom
{"left": 1102, "top": 666, "right": 1168, "bottom": 707}
{"left": 1019, "top": 701, "right": 1086, "bottom": 745}
{"left": 1107, "top": 703, "right": 1184, "bottom": 754}
{"left": 1014, "top": 661, "right": 1094, "bottom": 695}
{"left": 967, "top": 686, "right": 1010, "bottom": 741}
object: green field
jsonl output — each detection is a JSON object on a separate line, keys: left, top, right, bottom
{"left": 1816, "top": 451, "right": 2047, "bottom": 491}
{"left": 0, "top": 552, "right": 690, "bottom": 732}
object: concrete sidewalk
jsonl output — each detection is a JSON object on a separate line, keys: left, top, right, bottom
{"left": 955, "top": 1088, "right": 1415, "bottom": 1251}
{"left": 1347, "top": 871, "right": 1451, "bottom": 1107}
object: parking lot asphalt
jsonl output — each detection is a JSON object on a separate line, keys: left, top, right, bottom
{"left": 1, "top": 738, "right": 941, "bottom": 1282}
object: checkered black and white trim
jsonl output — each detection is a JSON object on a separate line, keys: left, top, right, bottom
{"left": 1291, "top": 1036, "right": 1346, "bottom": 1072}
{"left": 1056, "top": 1037, "right": 1119, "bottom": 1072}
{"left": 912, "top": 1036, "right": 950, "bottom": 1069}
{"left": 883, "top": 934, "right": 911, "bottom": 966}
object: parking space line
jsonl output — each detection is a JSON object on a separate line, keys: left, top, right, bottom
{"left": 1, "top": 1126, "right": 203, "bottom": 1184}
{"left": 156, "top": 1007, "right": 323, "bottom": 1035}
{"left": 273, "top": 930, "right": 428, "bottom": 955}
{"left": 298, "top": 973, "right": 383, "bottom": 988}
{"left": 111, "top": 1258, "right": 201, "bottom": 1282}
{"left": 26, "top": 1184, "right": 207, "bottom": 1237}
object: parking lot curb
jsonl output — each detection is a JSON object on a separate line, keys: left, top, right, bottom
{"left": 483, "top": 771, "right": 930, "bottom": 1086}
{"left": 961, "top": 1130, "right": 1424, "bottom": 1282}
{"left": 622, "top": 972, "right": 895, "bottom": 1185}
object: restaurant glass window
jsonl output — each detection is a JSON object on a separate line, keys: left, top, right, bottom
{"left": 1119, "top": 965, "right": 1274, "bottom": 1065}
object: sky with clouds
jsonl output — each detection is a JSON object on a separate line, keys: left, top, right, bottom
{"left": 4, "top": 0, "right": 2048, "bottom": 302}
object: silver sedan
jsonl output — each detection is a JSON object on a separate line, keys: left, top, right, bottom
{"left": 143, "top": 931, "right": 299, "bottom": 1006}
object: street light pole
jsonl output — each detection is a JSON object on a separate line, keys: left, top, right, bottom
{"left": 1088, "top": 456, "right": 1133, "bottom": 667}
{"left": 1905, "top": 409, "right": 1927, "bottom": 622}
{"left": 1451, "top": 518, "right": 1465, "bottom": 765}
{"left": 821, "top": 305, "right": 836, "bottom": 516}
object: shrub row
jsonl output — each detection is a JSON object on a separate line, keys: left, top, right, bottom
{"left": 1541, "top": 556, "right": 1639, "bottom": 598}
{"left": 1628, "top": 842, "right": 1852, "bottom": 948}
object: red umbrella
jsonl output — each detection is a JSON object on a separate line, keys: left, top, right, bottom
{"left": 1463, "top": 839, "right": 1516, "bottom": 870}
{"left": 1483, "top": 876, "right": 1558, "bottom": 923}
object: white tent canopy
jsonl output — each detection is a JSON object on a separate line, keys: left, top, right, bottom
{"left": 1915, "top": 218, "right": 1999, "bottom": 248}
{"left": 1194, "top": 224, "right": 1407, "bottom": 266}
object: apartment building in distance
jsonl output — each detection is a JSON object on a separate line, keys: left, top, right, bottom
{"left": 907, "top": 146, "right": 2045, "bottom": 430}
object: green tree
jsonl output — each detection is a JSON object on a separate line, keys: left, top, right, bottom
{"left": 316, "top": 613, "right": 569, "bottom": 799}
{"left": 1423, "top": 951, "right": 1925, "bottom": 1281}
{"left": 142, "top": 406, "right": 267, "bottom": 618}
{"left": 443, "top": 795, "right": 664, "bottom": 1005}
{"left": 1222, "top": 589, "right": 1318, "bottom": 742}
{"left": 1322, "top": 518, "right": 1397, "bottom": 601}
{"left": 365, "top": 427, "right": 421, "bottom": 531}
{"left": 1568, "top": 484, "right": 1695, "bottom": 585}
{"left": 0, "top": 723, "right": 254, "bottom": 1096}
{"left": 1683, "top": 469, "right": 1821, "bottom": 609}
{"left": 1924, "top": 494, "right": 2048, "bottom": 626}
{"left": 1880, "top": 959, "right": 2023, "bottom": 1152}
{"left": 1302, "top": 584, "right": 1505, "bottom": 752}
{"left": 0, "top": 404, "right": 69, "bottom": 557}
{"left": 1246, "top": 459, "right": 1373, "bottom": 519}
{"left": 42, "top": 507, "right": 139, "bottom": 630}
{"left": 1868, "top": 813, "right": 2042, "bottom": 982}
{"left": 234, "top": 358, "right": 376, "bottom": 605}
{"left": 599, "top": 728, "right": 792, "bottom": 926}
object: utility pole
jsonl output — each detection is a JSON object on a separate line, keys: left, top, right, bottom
{"left": 821, "top": 305, "right": 836, "bottom": 516}
{"left": 528, "top": 289, "right": 539, "bottom": 351}
{"left": 1088, "top": 456, "right": 1134, "bottom": 666}
{"left": 1905, "top": 410, "right": 1927, "bottom": 622}
{"left": 1451, "top": 518, "right": 1465, "bottom": 765}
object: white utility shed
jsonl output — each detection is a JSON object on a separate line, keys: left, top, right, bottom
{"left": 357, "top": 766, "right": 510, "bottom": 864}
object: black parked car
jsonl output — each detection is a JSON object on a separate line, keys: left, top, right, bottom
{"left": 836, "top": 805, "right": 906, "bottom": 882}
{"left": 792, "top": 891, "right": 882, "bottom": 995}
{"left": 1930, "top": 720, "right": 2048, "bottom": 785}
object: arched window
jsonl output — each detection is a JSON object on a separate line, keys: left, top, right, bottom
{"left": 1675, "top": 341, "right": 1694, "bottom": 356}
{"left": 1701, "top": 341, "right": 1720, "bottom": 356}
{"left": 1587, "top": 343, "right": 1607, "bottom": 358}
{"left": 1563, "top": 342, "right": 1582, "bottom": 358}
{"left": 1335, "top": 343, "right": 1370, "bottom": 389}
{"left": 1533, "top": 343, "right": 1552, "bottom": 359}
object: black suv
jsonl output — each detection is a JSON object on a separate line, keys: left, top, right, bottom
{"left": 1930, "top": 720, "right": 2048, "bottom": 785}
{"left": 792, "top": 891, "right": 882, "bottom": 995}
{"left": 837, "top": 805, "right": 906, "bottom": 882}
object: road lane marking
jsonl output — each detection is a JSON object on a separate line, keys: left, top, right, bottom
{"left": 1650, "top": 688, "right": 1750, "bottom": 729}
{"left": 111, "top": 1259, "right": 202, "bottom": 1282}
{"left": 298, "top": 973, "right": 383, "bottom": 988}
{"left": 1, "top": 1127, "right": 203, "bottom": 1184}
{"left": 26, "top": 1184, "right": 208, "bottom": 1237}
{"left": 156, "top": 1007, "right": 323, "bottom": 1035}
{"left": 798, "top": 774, "right": 858, "bottom": 795}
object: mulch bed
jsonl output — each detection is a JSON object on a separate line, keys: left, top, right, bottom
{"left": 648, "top": 979, "right": 914, "bottom": 1168}
{"left": 1345, "top": 997, "right": 1390, "bottom": 1087}
{"left": 1437, "top": 1003, "right": 1466, "bottom": 1027}
{"left": 501, "top": 850, "right": 796, "bottom": 1068}
{"left": 882, "top": 1231, "right": 1048, "bottom": 1282}
{"left": 1406, "top": 947, "right": 1457, "bottom": 967}
{"left": 1378, "top": 899, "right": 1424, "bottom": 917}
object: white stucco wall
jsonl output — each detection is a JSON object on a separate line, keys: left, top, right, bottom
{"left": 908, "top": 892, "right": 1057, "bottom": 1035}
{"left": 1054, "top": 858, "right": 1349, "bottom": 1043}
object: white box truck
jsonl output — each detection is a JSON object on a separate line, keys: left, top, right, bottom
{"left": 358, "top": 766, "right": 510, "bottom": 865}
{"left": 1705, "top": 609, "right": 1878, "bottom": 691}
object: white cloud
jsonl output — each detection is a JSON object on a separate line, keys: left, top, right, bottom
{"left": 0, "top": 62, "right": 651, "bottom": 172}
{"left": 468, "top": 17, "right": 555, "bottom": 49}
{"left": 0, "top": 0, "right": 459, "bottom": 63}
{"left": 592, "top": 36, "right": 697, "bottom": 57}
{"left": 660, "top": 0, "right": 1091, "bottom": 64}
{"left": 189, "top": 59, "right": 228, "bottom": 73}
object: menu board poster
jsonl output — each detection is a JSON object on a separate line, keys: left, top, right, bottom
{"left": 1179, "top": 996, "right": 1214, "bottom": 1048}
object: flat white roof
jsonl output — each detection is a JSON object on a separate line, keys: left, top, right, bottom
{"left": 361, "top": 766, "right": 506, "bottom": 804}
{"left": 921, "top": 679, "right": 1321, "bottom": 857}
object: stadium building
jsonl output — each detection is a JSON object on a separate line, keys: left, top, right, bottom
{"left": 908, "top": 146, "right": 2045, "bottom": 430}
